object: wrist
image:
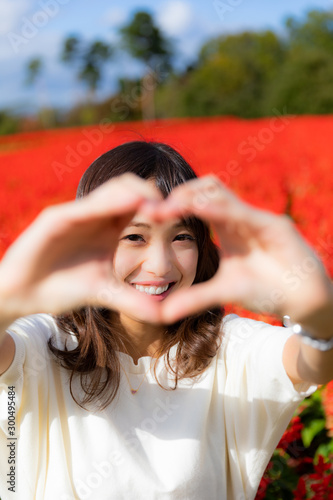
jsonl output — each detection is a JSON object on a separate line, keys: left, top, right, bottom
{"left": 282, "top": 275, "right": 333, "bottom": 338}
{"left": 284, "top": 290, "right": 333, "bottom": 341}
{"left": 283, "top": 315, "right": 333, "bottom": 351}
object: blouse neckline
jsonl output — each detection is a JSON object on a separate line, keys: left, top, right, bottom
{"left": 117, "top": 344, "right": 178, "bottom": 375}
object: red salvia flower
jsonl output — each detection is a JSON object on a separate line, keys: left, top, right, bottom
{"left": 278, "top": 416, "right": 304, "bottom": 450}
{"left": 293, "top": 477, "right": 307, "bottom": 500}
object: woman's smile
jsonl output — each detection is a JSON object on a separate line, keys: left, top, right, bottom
{"left": 130, "top": 281, "right": 176, "bottom": 300}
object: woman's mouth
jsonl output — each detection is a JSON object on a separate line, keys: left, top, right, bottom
{"left": 131, "top": 282, "right": 176, "bottom": 301}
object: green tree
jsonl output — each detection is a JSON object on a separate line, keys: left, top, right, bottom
{"left": 25, "top": 58, "right": 43, "bottom": 86}
{"left": 264, "top": 10, "right": 333, "bottom": 115}
{"left": 25, "top": 58, "right": 58, "bottom": 129}
{"left": 119, "top": 11, "right": 173, "bottom": 120}
{"left": 263, "top": 48, "right": 333, "bottom": 115}
{"left": 286, "top": 9, "right": 333, "bottom": 53}
{"left": 0, "top": 110, "right": 19, "bottom": 135}
{"left": 156, "top": 31, "right": 286, "bottom": 119}
{"left": 61, "top": 36, "right": 113, "bottom": 100}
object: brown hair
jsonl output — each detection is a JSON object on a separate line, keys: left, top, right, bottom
{"left": 49, "top": 141, "right": 224, "bottom": 409}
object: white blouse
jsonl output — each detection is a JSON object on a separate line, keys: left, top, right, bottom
{"left": 0, "top": 313, "right": 317, "bottom": 500}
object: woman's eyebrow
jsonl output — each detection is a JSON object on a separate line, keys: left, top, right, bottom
{"left": 128, "top": 221, "right": 187, "bottom": 229}
{"left": 128, "top": 222, "right": 151, "bottom": 229}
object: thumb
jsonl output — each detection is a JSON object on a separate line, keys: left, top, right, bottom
{"left": 91, "top": 279, "right": 164, "bottom": 324}
{"left": 161, "top": 278, "right": 222, "bottom": 323}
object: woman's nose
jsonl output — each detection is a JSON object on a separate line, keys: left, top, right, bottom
{"left": 141, "top": 243, "right": 173, "bottom": 276}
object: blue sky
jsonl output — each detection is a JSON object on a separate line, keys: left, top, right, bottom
{"left": 0, "top": 0, "right": 332, "bottom": 113}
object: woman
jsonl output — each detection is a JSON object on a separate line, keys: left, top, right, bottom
{"left": 0, "top": 141, "right": 332, "bottom": 500}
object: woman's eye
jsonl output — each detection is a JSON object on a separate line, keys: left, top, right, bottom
{"left": 174, "top": 234, "right": 196, "bottom": 242}
{"left": 123, "top": 234, "right": 144, "bottom": 242}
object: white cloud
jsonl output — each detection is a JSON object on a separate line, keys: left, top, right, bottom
{"left": 0, "top": 28, "right": 63, "bottom": 63}
{"left": 0, "top": 0, "right": 30, "bottom": 35}
{"left": 157, "top": 1, "right": 193, "bottom": 37}
{"left": 103, "top": 6, "right": 127, "bottom": 29}
{"left": 0, "top": 1, "right": 71, "bottom": 61}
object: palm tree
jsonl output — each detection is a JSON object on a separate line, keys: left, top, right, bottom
{"left": 119, "top": 11, "right": 173, "bottom": 120}
{"left": 61, "top": 36, "right": 113, "bottom": 101}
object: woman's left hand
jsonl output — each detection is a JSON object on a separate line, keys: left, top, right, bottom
{"left": 146, "top": 176, "right": 333, "bottom": 324}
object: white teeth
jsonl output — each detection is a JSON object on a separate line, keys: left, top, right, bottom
{"left": 134, "top": 284, "right": 170, "bottom": 295}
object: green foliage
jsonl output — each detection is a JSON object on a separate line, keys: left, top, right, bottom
{"left": 0, "top": 111, "right": 19, "bottom": 135}
{"left": 119, "top": 12, "right": 174, "bottom": 120}
{"left": 316, "top": 439, "right": 333, "bottom": 460}
{"left": 263, "top": 10, "right": 333, "bottom": 115}
{"left": 120, "top": 11, "right": 173, "bottom": 73}
{"left": 156, "top": 31, "right": 287, "bottom": 119}
{"left": 155, "top": 9, "right": 333, "bottom": 120}
{"left": 302, "top": 419, "right": 326, "bottom": 447}
{"left": 79, "top": 42, "right": 112, "bottom": 91}
{"left": 263, "top": 453, "right": 299, "bottom": 500}
{"left": 61, "top": 36, "right": 113, "bottom": 93}
{"left": 257, "top": 388, "right": 333, "bottom": 498}
{"left": 286, "top": 10, "right": 333, "bottom": 53}
{"left": 299, "top": 387, "right": 326, "bottom": 422}
{"left": 61, "top": 35, "right": 80, "bottom": 62}
{"left": 25, "top": 58, "right": 43, "bottom": 86}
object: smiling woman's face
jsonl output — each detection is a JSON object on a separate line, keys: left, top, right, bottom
{"left": 113, "top": 213, "right": 199, "bottom": 309}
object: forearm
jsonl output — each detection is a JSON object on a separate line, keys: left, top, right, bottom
{"left": 288, "top": 288, "right": 333, "bottom": 384}
{"left": 295, "top": 342, "right": 333, "bottom": 385}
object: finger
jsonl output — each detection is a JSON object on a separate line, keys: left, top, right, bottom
{"left": 146, "top": 175, "right": 234, "bottom": 218}
{"left": 160, "top": 277, "right": 223, "bottom": 323}
{"left": 29, "top": 174, "right": 164, "bottom": 252}
{"left": 89, "top": 279, "right": 164, "bottom": 324}
{"left": 45, "top": 174, "right": 163, "bottom": 225}
{"left": 84, "top": 173, "right": 163, "bottom": 216}
{"left": 149, "top": 175, "right": 271, "bottom": 229}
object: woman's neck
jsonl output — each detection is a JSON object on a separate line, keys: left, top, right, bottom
{"left": 115, "top": 312, "right": 165, "bottom": 364}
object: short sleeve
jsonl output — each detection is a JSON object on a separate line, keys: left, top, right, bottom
{"left": 0, "top": 314, "right": 60, "bottom": 436}
{"left": 219, "top": 314, "right": 318, "bottom": 497}
{"left": 221, "top": 314, "right": 317, "bottom": 401}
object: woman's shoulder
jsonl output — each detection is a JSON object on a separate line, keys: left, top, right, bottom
{"left": 8, "top": 313, "right": 58, "bottom": 336}
{"left": 221, "top": 312, "right": 269, "bottom": 334}
{"left": 220, "top": 313, "right": 289, "bottom": 353}
{"left": 1, "top": 314, "right": 72, "bottom": 384}
{"left": 7, "top": 313, "right": 74, "bottom": 349}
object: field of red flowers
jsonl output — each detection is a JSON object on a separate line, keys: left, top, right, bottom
{"left": 1, "top": 114, "right": 333, "bottom": 497}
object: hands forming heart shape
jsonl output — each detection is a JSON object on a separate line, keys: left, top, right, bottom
{"left": 0, "top": 173, "right": 331, "bottom": 327}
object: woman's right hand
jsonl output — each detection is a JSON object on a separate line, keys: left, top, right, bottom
{"left": 0, "top": 174, "right": 163, "bottom": 324}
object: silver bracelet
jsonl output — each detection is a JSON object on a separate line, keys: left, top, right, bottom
{"left": 283, "top": 315, "right": 333, "bottom": 352}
